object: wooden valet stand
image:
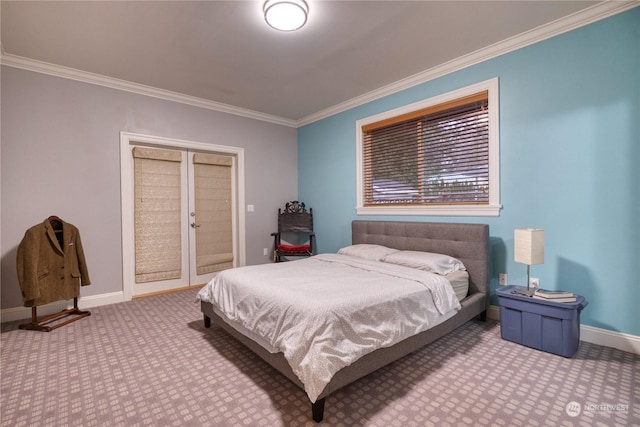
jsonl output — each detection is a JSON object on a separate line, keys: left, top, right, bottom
{"left": 19, "top": 297, "right": 91, "bottom": 332}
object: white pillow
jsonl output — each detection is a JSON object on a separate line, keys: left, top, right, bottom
{"left": 337, "top": 244, "right": 399, "bottom": 261}
{"left": 381, "top": 250, "right": 466, "bottom": 275}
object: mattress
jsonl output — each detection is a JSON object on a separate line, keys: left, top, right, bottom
{"left": 208, "top": 269, "right": 468, "bottom": 355}
{"left": 448, "top": 269, "right": 470, "bottom": 301}
{"left": 197, "top": 253, "right": 461, "bottom": 402}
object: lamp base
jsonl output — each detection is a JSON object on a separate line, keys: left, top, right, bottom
{"left": 513, "top": 287, "right": 535, "bottom": 297}
{"left": 513, "top": 265, "right": 535, "bottom": 297}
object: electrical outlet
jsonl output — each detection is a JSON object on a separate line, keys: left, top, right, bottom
{"left": 499, "top": 273, "right": 508, "bottom": 286}
{"left": 529, "top": 278, "right": 540, "bottom": 289}
{"left": 263, "top": 248, "right": 269, "bottom": 256}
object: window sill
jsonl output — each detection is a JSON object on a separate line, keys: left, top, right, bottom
{"left": 356, "top": 204, "right": 502, "bottom": 217}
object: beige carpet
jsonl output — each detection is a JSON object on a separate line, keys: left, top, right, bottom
{"left": 1, "top": 288, "right": 638, "bottom": 426}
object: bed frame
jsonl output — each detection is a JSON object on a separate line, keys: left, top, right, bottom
{"left": 201, "top": 220, "right": 490, "bottom": 422}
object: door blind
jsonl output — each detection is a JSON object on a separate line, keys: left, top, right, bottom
{"left": 193, "top": 153, "right": 234, "bottom": 275}
{"left": 133, "top": 147, "right": 182, "bottom": 283}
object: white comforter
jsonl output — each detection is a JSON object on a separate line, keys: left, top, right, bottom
{"left": 197, "top": 253, "right": 461, "bottom": 402}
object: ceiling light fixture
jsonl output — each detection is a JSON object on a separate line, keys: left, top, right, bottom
{"left": 263, "top": 0, "right": 309, "bottom": 32}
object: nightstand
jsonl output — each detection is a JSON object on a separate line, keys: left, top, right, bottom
{"left": 497, "top": 285, "right": 588, "bottom": 357}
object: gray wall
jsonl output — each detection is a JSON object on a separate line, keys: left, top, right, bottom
{"left": 1, "top": 66, "right": 298, "bottom": 310}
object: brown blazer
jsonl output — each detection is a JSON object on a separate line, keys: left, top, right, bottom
{"left": 16, "top": 218, "right": 91, "bottom": 307}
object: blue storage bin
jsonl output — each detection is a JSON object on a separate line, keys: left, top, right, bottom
{"left": 497, "top": 285, "right": 588, "bottom": 357}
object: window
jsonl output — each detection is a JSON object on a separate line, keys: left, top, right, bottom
{"left": 356, "top": 78, "right": 501, "bottom": 216}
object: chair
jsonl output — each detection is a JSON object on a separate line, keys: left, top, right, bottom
{"left": 271, "top": 201, "right": 315, "bottom": 262}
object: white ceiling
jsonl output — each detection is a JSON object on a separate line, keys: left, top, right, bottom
{"left": 1, "top": 1, "right": 623, "bottom": 125}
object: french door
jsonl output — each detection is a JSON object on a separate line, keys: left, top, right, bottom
{"left": 187, "top": 151, "right": 235, "bottom": 285}
{"left": 120, "top": 132, "right": 245, "bottom": 299}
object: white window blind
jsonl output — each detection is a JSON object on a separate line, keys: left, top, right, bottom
{"left": 362, "top": 91, "right": 489, "bottom": 206}
{"left": 193, "top": 153, "right": 234, "bottom": 275}
{"left": 133, "top": 147, "right": 182, "bottom": 283}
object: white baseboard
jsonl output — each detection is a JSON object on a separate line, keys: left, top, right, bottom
{"left": 0, "top": 291, "right": 125, "bottom": 323}
{"left": 487, "top": 304, "right": 501, "bottom": 322}
{"left": 488, "top": 304, "right": 640, "bottom": 355}
{"left": 580, "top": 325, "right": 640, "bottom": 355}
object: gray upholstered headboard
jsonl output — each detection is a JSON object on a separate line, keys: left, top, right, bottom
{"left": 352, "top": 221, "right": 490, "bottom": 300}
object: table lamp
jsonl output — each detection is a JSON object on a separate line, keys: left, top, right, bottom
{"left": 514, "top": 228, "right": 544, "bottom": 296}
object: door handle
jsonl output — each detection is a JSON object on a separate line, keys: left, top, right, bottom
{"left": 191, "top": 222, "right": 200, "bottom": 228}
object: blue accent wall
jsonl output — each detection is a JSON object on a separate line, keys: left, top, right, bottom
{"left": 297, "top": 9, "right": 640, "bottom": 336}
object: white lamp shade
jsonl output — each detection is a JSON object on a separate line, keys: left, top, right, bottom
{"left": 264, "top": 0, "right": 309, "bottom": 31}
{"left": 514, "top": 228, "right": 544, "bottom": 265}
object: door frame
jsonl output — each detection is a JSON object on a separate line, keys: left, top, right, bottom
{"left": 119, "top": 131, "right": 246, "bottom": 300}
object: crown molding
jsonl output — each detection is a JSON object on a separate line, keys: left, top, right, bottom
{"left": 296, "top": 1, "right": 639, "bottom": 127}
{"left": 0, "top": 53, "right": 298, "bottom": 128}
{"left": 1, "top": 1, "right": 636, "bottom": 129}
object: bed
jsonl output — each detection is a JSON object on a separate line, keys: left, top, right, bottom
{"left": 199, "top": 220, "right": 490, "bottom": 422}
